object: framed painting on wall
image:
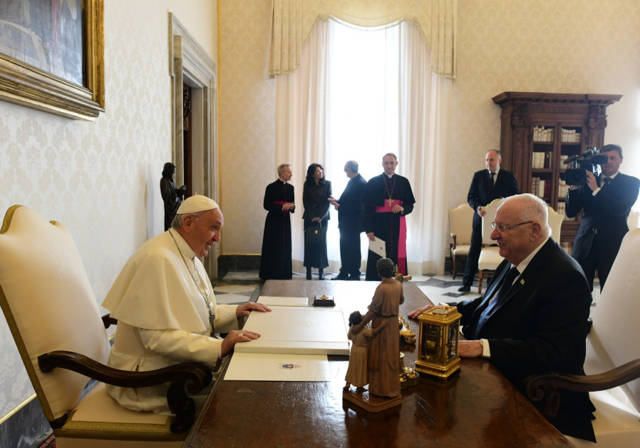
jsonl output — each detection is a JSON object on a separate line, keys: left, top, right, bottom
{"left": 0, "top": 0, "right": 104, "bottom": 120}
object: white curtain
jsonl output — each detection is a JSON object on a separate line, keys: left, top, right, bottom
{"left": 275, "top": 18, "right": 452, "bottom": 275}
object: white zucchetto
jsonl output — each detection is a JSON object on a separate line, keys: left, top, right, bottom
{"left": 176, "top": 195, "right": 219, "bottom": 215}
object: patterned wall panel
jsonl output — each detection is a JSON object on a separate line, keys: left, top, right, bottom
{"left": 0, "top": 0, "right": 217, "bottom": 419}
{"left": 219, "top": 0, "right": 276, "bottom": 254}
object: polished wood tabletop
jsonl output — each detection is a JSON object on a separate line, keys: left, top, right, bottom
{"left": 184, "top": 279, "right": 570, "bottom": 447}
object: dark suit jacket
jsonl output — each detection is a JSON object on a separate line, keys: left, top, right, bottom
{"left": 337, "top": 174, "right": 367, "bottom": 231}
{"left": 456, "top": 239, "right": 595, "bottom": 441}
{"left": 565, "top": 172, "right": 640, "bottom": 262}
{"left": 467, "top": 169, "right": 519, "bottom": 228}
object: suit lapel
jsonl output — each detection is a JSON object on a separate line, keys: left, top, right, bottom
{"left": 476, "top": 260, "right": 510, "bottom": 311}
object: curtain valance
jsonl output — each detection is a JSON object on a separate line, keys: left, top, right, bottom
{"left": 269, "top": 0, "right": 457, "bottom": 78}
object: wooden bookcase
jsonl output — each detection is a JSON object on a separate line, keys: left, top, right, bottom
{"left": 492, "top": 92, "right": 621, "bottom": 245}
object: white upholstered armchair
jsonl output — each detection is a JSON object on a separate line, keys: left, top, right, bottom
{"left": 0, "top": 205, "right": 211, "bottom": 447}
{"left": 526, "top": 228, "right": 640, "bottom": 446}
{"left": 448, "top": 203, "right": 474, "bottom": 279}
{"left": 476, "top": 198, "right": 505, "bottom": 294}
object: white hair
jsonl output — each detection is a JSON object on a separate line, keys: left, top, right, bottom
{"left": 170, "top": 210, "right": 209, "bottom": 229}
{"left": 499, "top": 193, "right": 551, "bottom": 238}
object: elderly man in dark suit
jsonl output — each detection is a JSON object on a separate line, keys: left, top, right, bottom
{"left": 330, "top": 160, "right": 367, "bottom": 280}
{"left": 410, "top": 193, "right": 595, "bottom": 441}
{"left": 459, "top": 150, "right": 519, "bottom": 292}
{"left": 566, "top": 144, "right": 640, "bottom": 291}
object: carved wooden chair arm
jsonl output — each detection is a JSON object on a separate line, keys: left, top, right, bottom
{"left": 38, "top": 350, "right": 212, "bottom": 433}
{"left": 525, "top": 359, "right": 640, "bottom": 418}
{"left": 450, "top": 233, "right": 457, "bottom": 249}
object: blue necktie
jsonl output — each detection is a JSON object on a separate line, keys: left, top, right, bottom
{"left": 473, "top": 267, "right": 519, "bottom": 338}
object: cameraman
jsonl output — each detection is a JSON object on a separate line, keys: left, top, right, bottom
{"left": 566, "top": 144, "right": 639, "bottom": 291}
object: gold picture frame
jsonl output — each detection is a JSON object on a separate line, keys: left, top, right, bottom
{"left": 0, "top": 0, "right": 104, "bottom": 120}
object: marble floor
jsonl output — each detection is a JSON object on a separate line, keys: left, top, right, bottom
{"left": 214, "top": 269, "right": 601, "bottom": 306}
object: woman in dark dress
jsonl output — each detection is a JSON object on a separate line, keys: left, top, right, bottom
{"left": 303, "top": 163, "right": 331, "bottom": 280}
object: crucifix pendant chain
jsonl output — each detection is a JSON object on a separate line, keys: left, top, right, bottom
{"left": 385, "top": 176, "right": 395, "bottom": 207}
{"left": 168, "top": 230, "right": 215, "bottom": 326}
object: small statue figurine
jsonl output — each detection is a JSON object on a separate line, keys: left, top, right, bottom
{"left": 343, "top": 258, "right": 404, "bottom": 411}
{"left": 160, "top": 162, "right": 187, "bottom": 231}
{"left": 344, "top": 311, "right": 372, "bottom": 393}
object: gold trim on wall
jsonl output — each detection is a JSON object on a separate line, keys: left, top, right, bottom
{"left": 0, "top": 0, "right": 105, "bottom": 120}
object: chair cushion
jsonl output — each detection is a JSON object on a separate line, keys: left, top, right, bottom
{"left": 451, "top": 244, "right": 470, "bottom": 256}
{"left": 478, "top": 246, "right": 503, "bottom": 270}
{"left": 0, "top": 206, "right": 110, "bottom": 421}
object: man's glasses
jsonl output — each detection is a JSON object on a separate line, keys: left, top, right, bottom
{"left": 491, "top": 221, "right": 533, "bottom": 232}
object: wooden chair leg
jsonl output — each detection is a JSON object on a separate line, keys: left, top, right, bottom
{"left": 478, "top": 271, "right": 484, "bottom": 294}
{"left": 452, "top": 253, "right": 456, "bottom": 279}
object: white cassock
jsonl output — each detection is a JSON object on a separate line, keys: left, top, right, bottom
{"left": 102, "top": 229, "right": 238, "bottom": 412}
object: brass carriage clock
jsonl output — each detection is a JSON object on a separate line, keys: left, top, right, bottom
{"left": 414, "top": 305, "right": 462, "bottom": 379}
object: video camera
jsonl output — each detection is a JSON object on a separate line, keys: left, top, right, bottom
{"left": 560, "top": 146, "right": 609, "bottom": 186}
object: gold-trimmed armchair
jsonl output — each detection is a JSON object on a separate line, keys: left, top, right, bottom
{"left": 0, "top": 205, "right": 212, "bottom": 447}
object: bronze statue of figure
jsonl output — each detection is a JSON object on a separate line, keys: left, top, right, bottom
{"left": 160, "top": 162, "right": 187, "bottom": 230}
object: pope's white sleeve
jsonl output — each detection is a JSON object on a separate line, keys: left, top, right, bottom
{"left": 213, "top": 304, "right": 239, "bottom": 333}
{"left": 138, "top": 328, "right": 222, "bottom": 368}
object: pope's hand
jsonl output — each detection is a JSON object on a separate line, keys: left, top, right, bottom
{"left": 236, "top": 302, "right": 271, "bottom": 318}
{"left": 407, "top": 304, "right": 435, "bottom": 319}
{"left": 221, "top": 329, "right": 261, "bottom": 356}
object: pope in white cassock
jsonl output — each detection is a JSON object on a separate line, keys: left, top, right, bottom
{"left": 102, "top": 195, "right": 270, "bottom": 412}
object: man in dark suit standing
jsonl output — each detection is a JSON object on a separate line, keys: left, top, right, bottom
{"left": 330, "top": 160, "right": 367, "bottom": 280}
{"left": 410, "top": 194, "right": 595, "bottom": 442}
{"left": 565, "top": 144, "right": 639, "bottom": 291}
{"left": 459, "top": 150, "right": 519, "bottom": 292}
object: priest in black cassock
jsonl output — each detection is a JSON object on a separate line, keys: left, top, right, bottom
{"left": 259, "top": 164, "right": 295, "bottom": 280}
{"left": 364, "top": 153, "right": 415, "bottom": 280}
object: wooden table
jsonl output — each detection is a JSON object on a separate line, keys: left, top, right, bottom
{"left": 184, "top": 280, "right": 570, "bottom": 447}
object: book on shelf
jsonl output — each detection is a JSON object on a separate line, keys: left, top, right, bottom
{"left": 533, "top": 126, "right": 554, "bottom": 143}
{"left": 558, "top": 180, "right": 569, "bottom": 199}
{"left": 561, "top": 128, "right": 581, "bottom": 143}
{"left": 531, "top": 151, "right": 550, "bottom": 169}
{"left": 531, "top": 177, "right": 548, "bottom": 200}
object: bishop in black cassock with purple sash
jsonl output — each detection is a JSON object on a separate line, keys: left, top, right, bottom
{"left": 260, "top": 165, "right": 295, "bottom": 279}
{"left": 364, "top": 154, "right": 415, "bottom": 280}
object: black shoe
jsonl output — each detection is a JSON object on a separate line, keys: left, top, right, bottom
{"left": 332, "top": 274, "right": 349, "bottom": 280}
{"left": 306, "top": 268, "right": 312, "bottom": 280}
{"left": 458, "top": 285, "right": 471, "bottom": 292}
{"left": 318, "top": 269, "right": 324, "bottom": 280}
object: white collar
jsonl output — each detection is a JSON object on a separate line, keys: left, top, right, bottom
{"left": 168, "top": 228, "right": 197, "bottom": 261}
{"left": 489, "top": 168, "right": 501, "bottom": 176}
{"left": 515, "top": 236, "right": 549, "bottom": 274}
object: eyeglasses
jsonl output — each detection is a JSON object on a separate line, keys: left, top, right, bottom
{"left": 491, "top": 221, "right": 533, "bottom": 232}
